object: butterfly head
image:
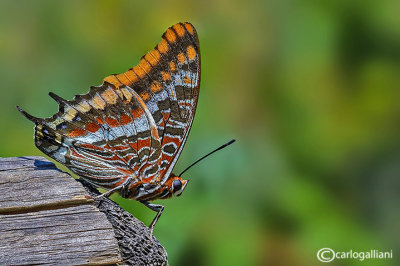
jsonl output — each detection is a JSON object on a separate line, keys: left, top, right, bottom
{"left": 166, "top": 175, "right": 189, "bottom": 198}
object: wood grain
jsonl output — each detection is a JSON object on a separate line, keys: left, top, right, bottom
{"left": 0, "top": 156, "right": 92, "bottom": 214}
{"left": 0, "top": 156, "right": 168, "bottom": 265}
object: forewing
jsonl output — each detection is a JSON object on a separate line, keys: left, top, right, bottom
{"left": 104, "top": 22, "right": 200, "bottom": 183}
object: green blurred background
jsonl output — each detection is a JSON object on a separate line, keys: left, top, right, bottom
{"left": 1, "top": 0, "right": 399, "bottom": 265}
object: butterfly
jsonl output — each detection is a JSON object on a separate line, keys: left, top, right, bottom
{"left": 17, "top": 22, "right": 200, "bottom": 235}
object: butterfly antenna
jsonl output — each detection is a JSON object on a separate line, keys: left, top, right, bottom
{"left": 179, "top": 139, "right": 236, "bottom": 177}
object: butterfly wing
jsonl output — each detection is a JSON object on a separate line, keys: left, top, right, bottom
{"left": 18, "top": 81, "right": 161, "bottom": 189}
{"left": 104, "top": 22, "right": 200, "bottom": 183}
{"left": 18, "top": 22, "right": 200, "bottom": 189}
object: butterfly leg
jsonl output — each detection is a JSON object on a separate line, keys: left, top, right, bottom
{"left": 140, "top": 201, "right": 164, "bottom": 237}
{"left": 94, "top": 185, "right": 122, "bottom": 199}
{"left": 95, "top": 177, "right": 133, "bottom": 199}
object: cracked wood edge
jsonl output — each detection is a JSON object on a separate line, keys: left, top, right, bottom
{"left": 0, "top": 156, "right": 168, "bottom": 265}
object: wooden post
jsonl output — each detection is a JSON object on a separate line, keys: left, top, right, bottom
{"left": 0, "top": 156, "right": 168, "bottom": 265}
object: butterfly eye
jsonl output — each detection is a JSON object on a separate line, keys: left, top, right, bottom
{"left": 172, "top": 179, "right": 182, "bottom": 193}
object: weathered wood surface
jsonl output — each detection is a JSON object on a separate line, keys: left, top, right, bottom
{"left": 83, "top": 180, "right": 168, "bottom": 266}
{"left": 0, "top": 156, "right": 92, "bottom": 213}
{"left": 0, "top": 156, "right": 168, "bottom": 265}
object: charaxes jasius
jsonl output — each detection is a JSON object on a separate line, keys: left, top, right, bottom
{"left": 17, "top": 22, "right": 201, "bottom": 235}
